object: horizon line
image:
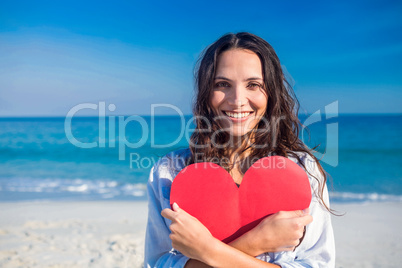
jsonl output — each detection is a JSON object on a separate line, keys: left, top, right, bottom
{"left": 0, "top": 112, "right": 401, "bottom": 119}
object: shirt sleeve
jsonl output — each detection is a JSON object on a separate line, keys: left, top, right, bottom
{"left": 144, "top": 160, "right": 190, "bottom": 268}
{"left": 269, "top": 154, "right": 336, "bottom": 268}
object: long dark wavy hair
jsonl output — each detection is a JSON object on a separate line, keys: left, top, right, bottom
{"left": 189, "top": 32, "right": 330, "bottom": 211}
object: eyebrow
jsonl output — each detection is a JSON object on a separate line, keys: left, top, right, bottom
{"left": 214, "top": 76, "right": 263, "bottom": 82}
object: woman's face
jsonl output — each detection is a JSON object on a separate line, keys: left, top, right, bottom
{"left": 210, "top": 49, "right": 268, "bottom": 137}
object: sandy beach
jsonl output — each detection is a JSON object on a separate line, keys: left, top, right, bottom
{"left": 0, "top": 201, "right": 401, "bottom": 268}
{"left": 0, "top": 201, "right": 147, "bottom": 268}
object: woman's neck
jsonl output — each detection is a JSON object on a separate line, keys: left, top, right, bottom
{"left": 227, "top": 135, "right": 252, "bottom": 169}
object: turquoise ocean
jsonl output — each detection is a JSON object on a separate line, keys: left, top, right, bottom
{"left": 0, "top": 114, "right": 401, "bottom": 203}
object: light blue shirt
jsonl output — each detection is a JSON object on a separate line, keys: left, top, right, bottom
{"left": 144, "top": 148, "right": 335, "bottom": 268}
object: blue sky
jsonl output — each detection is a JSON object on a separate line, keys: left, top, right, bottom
{"left": 0, "top": 0, "right": 401, "bottom": 116}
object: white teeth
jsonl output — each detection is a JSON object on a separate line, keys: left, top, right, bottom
{"left": 224, "top": 112, "right": 251, "bottom": 118}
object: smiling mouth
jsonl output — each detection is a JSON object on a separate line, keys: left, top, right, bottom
{"left": 223, "top": 111, "right": 253, "bottom": 119}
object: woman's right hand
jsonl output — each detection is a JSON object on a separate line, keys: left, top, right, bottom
{"left": 229, "top": 209, "right": 313, "bottom": 256}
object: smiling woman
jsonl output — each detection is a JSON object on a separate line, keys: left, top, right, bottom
{"left": 144, "top": 32, "right": 335, "bottom": 268}
{"left": 211, "top": 49, "right": 268, "bottom": 137}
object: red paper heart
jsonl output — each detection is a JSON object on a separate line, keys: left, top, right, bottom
{"left": 170, "top": 156, "right": 311, "bottom": 243}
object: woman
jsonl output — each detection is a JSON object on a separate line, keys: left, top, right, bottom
{"left": 144, "top": 32, "right": 335, "bottom": 267}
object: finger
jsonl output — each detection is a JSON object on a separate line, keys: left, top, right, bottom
{"left": 295, "top": 210, "right": 304, "bottom": 217}
{"left": 299, "top": 214, "right": 313, "bottom": 226}
{"left": 161, "top": 208, "right": 176, "bottom": 220}
{"left": 172, "top": 202, "right": 181, "bottom": 212}
{"left": 274, "top": 210, "right": 299, "bottom": 219}
{"left": 280, "top": 210, "right": 307, "bottom": 218}
{"left": 173, "top": 203, "right": 192, "bottom": 217}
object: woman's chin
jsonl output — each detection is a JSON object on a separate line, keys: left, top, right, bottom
{"left": 227, "top": 128, "right": 251, "bottom": 138}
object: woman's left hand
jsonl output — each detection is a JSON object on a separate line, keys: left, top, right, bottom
{"left": 161, "top": 203, "right": 217, "bottom": 262}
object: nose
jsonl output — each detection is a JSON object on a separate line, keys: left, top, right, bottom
{"left": 227, "top": 85, "right": 247, "bottom": 107}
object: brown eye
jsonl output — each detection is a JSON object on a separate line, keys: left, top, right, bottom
{"left": 215, "top": 81, "right": 230, "bottom": 88}
{"left": 247, "top": 83, "right": 262, "bottom": 90}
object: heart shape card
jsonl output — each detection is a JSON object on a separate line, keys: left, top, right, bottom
{"left": 170, "top": 156, "right": 311, "bottom": 243}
